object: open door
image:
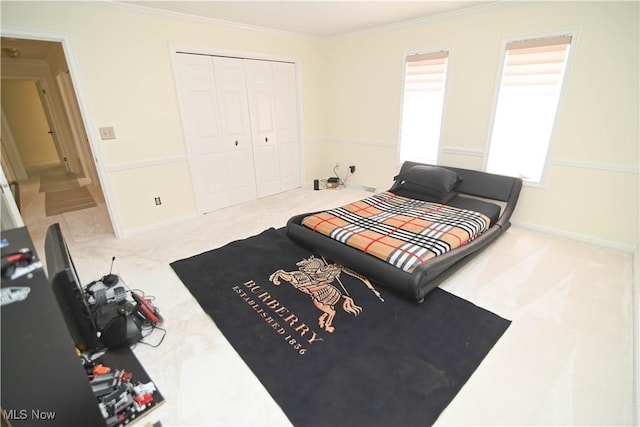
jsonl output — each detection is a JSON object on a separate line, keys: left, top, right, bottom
{"left": 35, "top": 80, "right": 70, "bottom": 172}
{"left": 0, "top": 165, "right": 24, "bottom": 230}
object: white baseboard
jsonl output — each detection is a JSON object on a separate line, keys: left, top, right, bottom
{"left": 25, "top": 160, "right": 61, "bottom": 170}
{"left": 633, "top": 246, "right": 640, "bottom": 426}
{"left": 304, "top": 180, "right": 377, "bottom": 193}
{"left": 120, "top": 212, "right": 200, "bottom": 238}
{"left": 513, "top": 220, "right": 636, "bottom": 253}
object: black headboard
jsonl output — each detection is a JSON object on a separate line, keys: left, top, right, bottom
{"left": 389, "top": 161, "right": 523, "bottom": 228}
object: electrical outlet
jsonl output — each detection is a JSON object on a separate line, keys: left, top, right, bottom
{"left": 99, "top": 127, "right": 116, "bottom": 140}
{"left": 334, "top": 163, "right": 339, "bottom": 169}
{"left": 349, "top": 165, "right": 356, "bottom": 173}
{"left": 154, "top": 196, "right": 162, "bottom": 206}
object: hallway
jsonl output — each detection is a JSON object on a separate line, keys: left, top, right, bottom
{"left": 17, "top": 164, "right": 112, "bottom": 258}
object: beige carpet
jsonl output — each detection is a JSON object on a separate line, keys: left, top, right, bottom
{"left": 39, "top": 172, "right": 80, "bottom": 192}
{"left": 45, "top": 186, "right": 97, "bottom": 216}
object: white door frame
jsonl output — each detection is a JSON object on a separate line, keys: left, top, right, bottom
{"left": 56, "top": 71, "right": 98, "bottom": 185}
{"left": 2, "top": 25, "right": 121, "bottom": 237}
{"left": 1, "top": 109, "right": 28, "bottom": 181}
{"left": 0, "top": 165, "right": 24, "bottom": 229}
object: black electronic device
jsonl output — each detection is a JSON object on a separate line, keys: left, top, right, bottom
{"left": 45, "top": 223, "right": 103, "bottom": 352}
{"left": 92, "top": 299, "right": 143, "bottom": 350}
{"left": 99, "top": 313, "right": 143, "bottom": 349}
{"left": 93, "top": 284, "right": 127, "bottom": 306}
{"left": 45, "top": 223, "right": 153, "bottom": 351}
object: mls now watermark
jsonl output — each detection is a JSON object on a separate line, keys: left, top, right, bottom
{"left": 3, "top": 408, "right": 57, "bottom": 421}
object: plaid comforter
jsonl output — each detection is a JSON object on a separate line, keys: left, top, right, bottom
{"left": 302, "top": 191, "right": 490, "bottom": 273}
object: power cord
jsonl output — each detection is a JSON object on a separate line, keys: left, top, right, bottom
{"left": 135, "top": 324, "right": 167, "bottom": 348}
{"left": 333, "top": 165, "right": 354, "bottom": 188}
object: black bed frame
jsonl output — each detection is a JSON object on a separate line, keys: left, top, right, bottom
{"left": 286, "top": 161, "right": 523, "bottom": 302}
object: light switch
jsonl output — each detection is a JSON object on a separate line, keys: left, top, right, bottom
{"left": 99, "top": 127, "right": 116, "bottom": 140}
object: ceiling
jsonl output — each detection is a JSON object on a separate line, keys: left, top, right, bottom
{"left": 0, "top": 1, "right": 495, "bottom": 61}
{"left": 119, "top": 1, "right": 494, "bottom": 38}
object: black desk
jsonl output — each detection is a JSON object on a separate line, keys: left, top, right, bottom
{"left": 1, "top": 227, "right": 163, "bottom": 426}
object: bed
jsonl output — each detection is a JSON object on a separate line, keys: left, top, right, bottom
{"left": 286, "top": 161, "right": 523, "bottom": 302}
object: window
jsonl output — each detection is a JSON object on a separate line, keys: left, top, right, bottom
{"left": 486, "top": 35, "right": 573, "bottom": 183}
{"left": 399, "top": 50, "right": 449, "bottom": 165}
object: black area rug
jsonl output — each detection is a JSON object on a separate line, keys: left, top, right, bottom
{"left": 170, "top": 228, "right": 510, "bottom": 427}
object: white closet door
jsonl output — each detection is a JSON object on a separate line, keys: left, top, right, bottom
{"left": 245, "top": 60, "right": 280, "bottom": 198}
{"left": 272, "top": 62, "right": 300, "bottom": 191}
{"left": 174, "top": 53, "right": 230, "bottom": 213}
{"left": 212, "top": 57, "right": 257, "bottom": 205}
{"left": 175, "top": 53, "right": 300, "bottom": 214}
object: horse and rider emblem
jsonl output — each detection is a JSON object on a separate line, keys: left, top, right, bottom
{"left": 269, "top": 256, "right": 384, "bottom": 333}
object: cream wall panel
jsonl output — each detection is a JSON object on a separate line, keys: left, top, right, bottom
{"left": 321, "top": 1, "right": 639, "bottom": 248}
{"left": 516, "top": 164, "right": 639, "bottom": 246}
{"left": 303, "top": 141, "right": 329, "bottom": 187}
{"left": 2, "top": 1, "right": 322, "bottom": 234}
{"left": 550, "top": 4, "right": 638, "bottom": 166}
{"left": 107, "top": 161, "right": 196, "bottom": 232}
{"left": 322, "top": 141, "right": 398, "bottom": 191}
{"left": 321, "top": 42, "right": 402, "bottom": 142}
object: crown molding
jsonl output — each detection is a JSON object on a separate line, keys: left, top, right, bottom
{"left": 325, "top": 1, "right": 516, "bottom": 41}
{"left": 106, "top": 1, "right": 322, "bottom": 41}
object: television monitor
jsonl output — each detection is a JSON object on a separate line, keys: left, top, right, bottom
{"left": 44, "top": 223, "right": 102, "bottom": 352}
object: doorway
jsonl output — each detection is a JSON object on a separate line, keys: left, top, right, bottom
{"left": 2, "top": 79, "right": 63, "bottom": 175}
{"left": 0, "top": 36, "right": 112, "bottom": 234}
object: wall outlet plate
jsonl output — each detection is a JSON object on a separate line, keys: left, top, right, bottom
{"left": 99, "top": 127, "right": 116, "bottom": 140}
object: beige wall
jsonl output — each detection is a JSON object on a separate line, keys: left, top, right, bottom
{"left": 2, "top": 1, "right": 638, "bottom": 248}
{"left": 319, "top": 1, "right": 639, "bottom": 248}
{"left": 1, "top": 79, "right": 60, "bottom": 169}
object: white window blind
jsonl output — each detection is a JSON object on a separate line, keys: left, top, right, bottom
{"left": 487, "top": 35, "right": 573, "bottom": 183}
{"left": 399, "top": 50, "right": 449, "bottom": 164}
